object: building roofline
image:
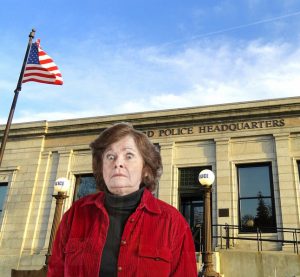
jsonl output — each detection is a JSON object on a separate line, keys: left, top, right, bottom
{"left": 1, "top": 96, "right": 299, "bottom": 137}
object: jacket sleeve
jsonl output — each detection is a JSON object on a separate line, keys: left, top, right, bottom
{"left": 47, "top": 211, "right": 70, "bottom": 277}
{"left": 170, "top": 222, "right": 198, "bottom": 277}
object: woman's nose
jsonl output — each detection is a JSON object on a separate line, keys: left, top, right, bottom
{"left": 114, "top": 157, "right": 124, "bottom": 168}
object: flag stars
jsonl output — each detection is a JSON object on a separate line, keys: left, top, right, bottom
{"left": 22, "top": 40, "right": 63, "bottom": 85}
{"left": 27, "top": 44, "right": 39, "bottom": 64}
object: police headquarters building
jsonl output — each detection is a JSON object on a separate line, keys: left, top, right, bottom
{"left": 0, "top": 96, "right": 300, "bottom": 276}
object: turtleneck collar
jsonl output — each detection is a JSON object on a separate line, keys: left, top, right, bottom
{"left": 104, "top": 187, "right": 145, "bottom": 210}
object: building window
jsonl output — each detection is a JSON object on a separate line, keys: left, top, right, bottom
{"left": 0, "top": 182, "right": 8, "bottom": 213}
{"left": 178, "top": 166, "right": 211, "bottom": 251}
{"left": 237, "top": 163, "right": 276, "bottom": 232}
{"left": 179, "top": 167, "right": 202, "bottom": 187}
{"left": 73, "top": 174, "right": 97, "bottom": 202}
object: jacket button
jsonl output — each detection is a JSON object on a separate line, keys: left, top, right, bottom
{"left": 129, "top": 218, "right": 135, "bottom": 222}
{"left": 121, "top": 240, "right": 127, "bottom": 245}
{"left": 155, "top": 258, "right": 160, "bottom": 261}
{"left": 118, "top": 266, "right": 122, "bottom": 271}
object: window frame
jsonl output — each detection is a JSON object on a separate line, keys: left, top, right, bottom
{"left": 237, "top": 162, "right": 277, "bottom": 233}
{"left": 0, "top": 182, "right": 8, "bottom": 213}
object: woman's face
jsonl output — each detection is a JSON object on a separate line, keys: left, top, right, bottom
{"left": 102, "top": 135, "right": 144, "bottom": 196}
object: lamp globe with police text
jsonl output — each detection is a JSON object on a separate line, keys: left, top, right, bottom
{"left": 45, "top": 177, "right": 70, "bottom": 267}
{"left": 198, "top": 169, "right": 220, "bottom": 277}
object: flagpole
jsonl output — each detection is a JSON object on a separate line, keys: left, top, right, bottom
{"left": 0, "top": 29, "right": 35, "bottom": 168}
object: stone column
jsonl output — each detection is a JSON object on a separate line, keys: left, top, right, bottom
{"left": 214, "top": 138, "right": 233, "bottom": 248}
{"left": 158, "top": 142, "right": 175, "bottom": 206}
{"left": 274, "top": 133, "right": 298, "bottom": 250}
{"left": 44, "top": 150, "right": 73, "bottom": 251}
{"left": 27, "top": 151, "right": 60, "bottom": 254}
{"left": 22, "top": 151, "right": 53, "bottom": 253}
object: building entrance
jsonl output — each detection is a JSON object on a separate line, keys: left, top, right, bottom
{"left": 178, "top": 166, "right": 211, "bottom": 252}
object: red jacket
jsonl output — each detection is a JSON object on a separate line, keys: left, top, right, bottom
{"left": 48, "top": 189, "right": 197, "bottom": 277}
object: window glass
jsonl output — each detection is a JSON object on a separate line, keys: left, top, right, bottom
{"left": 181, "top": 197, "right": 203, "bottom": 252}
{"left": 179, "top": 167, "right": 203, "bottom": 187}
{"left": 0, "top": 183, "right": 8, "bottom": 213}
{"left": 239, "top": 166, "right": 271, "bottom": 197}
{"left": 74, "top": 175, "right": 97, "bottom": 202}
{"left": 181, "top": 198, "right": 203, "bottom": 227}
{"left": 237, "top": 163, "right": 276, "bottom": 232}
{"left": 240, "top": 198, "right": 274, "bottom": 227}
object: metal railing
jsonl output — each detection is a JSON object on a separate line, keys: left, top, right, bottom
{"left": 214, "top": 224, "right": 300, "bottom": 253}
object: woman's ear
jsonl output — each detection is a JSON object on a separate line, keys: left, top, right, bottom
{"left": 142, "top": 167, "right": 150, "bottom": 184}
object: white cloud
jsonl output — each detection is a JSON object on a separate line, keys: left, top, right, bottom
{"left": 12, "top": 110, "right": 104, "bottom": 124}
{"left": 2, "top": 36, "right": 300, "bottom": 124}
{"left": 119, "top": 38, "right": 300, "bottom": 109}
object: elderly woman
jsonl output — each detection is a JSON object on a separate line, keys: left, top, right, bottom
{"left": 48, "top": 123, "right": 197, "bottom": 277}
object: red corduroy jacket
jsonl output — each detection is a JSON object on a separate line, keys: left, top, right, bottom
{"left": 47, "top": 189, "right": 197, "bottom": 277}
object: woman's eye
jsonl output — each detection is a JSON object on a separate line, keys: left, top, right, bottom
{"left": 106, "top": 154, "right": 115, "bottom": 160}
{"left": 126, "top": 153, "right": 134, "bottom": 159}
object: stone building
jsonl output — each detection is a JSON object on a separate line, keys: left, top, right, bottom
{"left": 0, "top": 96, "right": 300, "bottom": 276}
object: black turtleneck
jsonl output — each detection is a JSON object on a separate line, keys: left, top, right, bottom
{"left": 99, "top": 187, "right": 144, "bottom": 277}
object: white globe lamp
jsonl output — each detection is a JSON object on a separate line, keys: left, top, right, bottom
{"left": 198, "top": 169, "right": 215, "bottom": 187}
{"left": 54, "top": 177, "right": 70, "bottom": 193}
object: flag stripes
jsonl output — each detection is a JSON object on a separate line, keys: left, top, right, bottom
{"left": 22, "top": 39, "right": 63, "bottom": 85}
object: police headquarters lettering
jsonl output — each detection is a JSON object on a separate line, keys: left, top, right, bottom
{"left": 198, "top": 119, "right": 285, "bottom": 133}
{"left": 143, "top": 119, "right": 285, "bottom": 137}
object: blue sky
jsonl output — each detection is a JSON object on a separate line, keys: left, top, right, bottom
{"left": 1, "top": 0, "right": 300, "bottom": 123}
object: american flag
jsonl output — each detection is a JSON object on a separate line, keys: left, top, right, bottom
{"left": 22, "top": 39, "right": 63, "bottom": 85}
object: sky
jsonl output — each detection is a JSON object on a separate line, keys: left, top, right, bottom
{"left": 1, "top": 0, "right": 300, "bottom": 124}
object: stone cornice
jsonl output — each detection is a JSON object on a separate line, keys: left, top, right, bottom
{"left": 1, "top": 96, "right": 299, "bottom": 138}
{"left": 0, "top": 121, "right": 48, "bottom": 138}
{"left": 46, "top": 96, "right": 300, "bottom": 136}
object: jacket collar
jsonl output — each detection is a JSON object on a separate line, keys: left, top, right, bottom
{"left": 138, "top": 188, "right": 161, "bottom": 214}
{"left": 80, "top": 188, "right": 161, "bottom": 214}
